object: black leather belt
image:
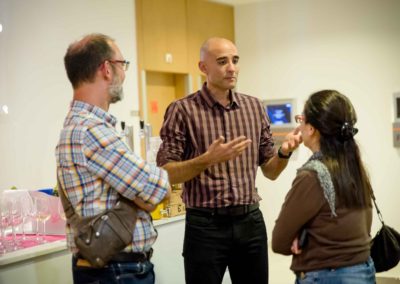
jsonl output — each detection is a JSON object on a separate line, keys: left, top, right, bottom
{"left": 187, "top": 203, "right": 259, "bottom": 217}
{"left": 109, "top": 249, "right": 153, "bottom": 263}
{"left": 75, "top": 248, "right": 152, "bottom": 266}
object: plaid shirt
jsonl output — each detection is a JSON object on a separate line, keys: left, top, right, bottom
{"left": 157, "top": 83, "right": 275, "bottom": 208}
{"left": 56, "top": 100, "right": 169, "bottom": 253}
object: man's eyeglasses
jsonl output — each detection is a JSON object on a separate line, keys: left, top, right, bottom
{"left": 295, "top": 114, "right": 305, "bottom": 124}
{"left": 108, "top": 60, "right": 130, "bottom": 71}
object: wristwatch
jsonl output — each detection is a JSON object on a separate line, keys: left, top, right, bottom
{"left": 278, "top": 146, "right": 292, "bottom": 159}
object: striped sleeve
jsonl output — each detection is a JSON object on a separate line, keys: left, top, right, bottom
{"left": 156, "top": 101, "right": 187, "bottom": 166}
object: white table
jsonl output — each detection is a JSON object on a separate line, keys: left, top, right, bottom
{"left": 0, "top": 215, "right": 186, "bottom": 284}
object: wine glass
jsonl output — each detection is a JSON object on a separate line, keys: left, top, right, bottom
{"left": 34, "top": 197, "right": 51, "bottom": 243}
{"left": 0, "top": 196, "right": 16, "bottom": 252}
{"left": 0, "top": 192, "right": 9, "bottom": 254}
{"left": 9, "top": 198, "right": 23, "bottom": 250}
{"left": 20, "top": 194, "right": 34, "bottom": 241}
{"left": 58, "top": 198, "right": 66, "bottom": 221}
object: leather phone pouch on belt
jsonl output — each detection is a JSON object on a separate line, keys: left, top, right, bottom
{"left": 73, "top": 196, "right": 137, "bottom": 268}
{"left": 58, "top": 181, "right": 137, "bottom": 268}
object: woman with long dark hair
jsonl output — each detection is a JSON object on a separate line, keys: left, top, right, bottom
{"left": 272, "top": 90, "right": 376, "bottom": 283}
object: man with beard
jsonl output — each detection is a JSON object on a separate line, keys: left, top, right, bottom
{"left": 56, "top": 33, "right": 170, "bottom": 284}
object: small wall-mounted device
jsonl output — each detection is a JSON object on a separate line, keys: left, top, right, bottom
{"left": 165, "top": 53, "right": 173, "bottom": 64}
{"left": 263, "top": 98, "right": 296, "bottom": 127}
{"left": 262, "top": 98, "right": 296, "bottom": 146}
{"left": 393, "top": 92, "right": 400, "bottom": 147}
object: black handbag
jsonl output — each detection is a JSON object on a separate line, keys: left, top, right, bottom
{"left": 370, "top": 190, "right": 400, "bottom": 272}
{"left": 58, "top": 183, "right": 137, "bottom": 268}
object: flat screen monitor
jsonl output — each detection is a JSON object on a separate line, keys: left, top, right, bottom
{"left": 263, "top": 99, "right": 296, "bottom": 127}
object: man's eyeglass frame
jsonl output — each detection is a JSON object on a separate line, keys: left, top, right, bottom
{"left": 108, "top": 59, "right": 130, "bottom": 71}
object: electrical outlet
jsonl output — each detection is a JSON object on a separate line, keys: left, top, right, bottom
{"left": 165, "top": 53, "right": 173, "bottom": 64}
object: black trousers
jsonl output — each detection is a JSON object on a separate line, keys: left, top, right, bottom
{"left": 183, "top": 208, "right": 268, "bottom": 284}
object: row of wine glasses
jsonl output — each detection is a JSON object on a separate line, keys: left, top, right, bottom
{"left": 0, "top": 190, "right": 55, "bottom": 254}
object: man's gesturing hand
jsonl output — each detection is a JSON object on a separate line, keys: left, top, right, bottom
{"left": 204, "top": 136, "right": 252, "bottom": 166}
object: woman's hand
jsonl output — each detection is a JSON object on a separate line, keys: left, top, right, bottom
{"left": 291, "top": 237, "right": 303, "bottom": 255}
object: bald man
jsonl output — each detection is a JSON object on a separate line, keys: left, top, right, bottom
{"left": 157, "top": 37, "right": 301, "bottom": 284}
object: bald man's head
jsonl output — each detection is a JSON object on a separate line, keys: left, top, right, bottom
{"left": 200, "top": 37, "right": 236, "bottom": 61}
{"left": 198, "top": 37, "right": 239, "bottom": 94}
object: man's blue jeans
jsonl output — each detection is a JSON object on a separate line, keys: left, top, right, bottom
{"left": 72, "top": 256, "right": 155, "bottom": 284}
{"left": 295, "top": 257, "right": 376, "bottom": 284}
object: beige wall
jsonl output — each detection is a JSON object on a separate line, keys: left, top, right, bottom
{"left": 0, "top": 0, "right": 140, "bottom": 190}
{"left": 234, "top": 0, "right": 400, "bottom": 236}
{"left": 1, "top": 0, "right": 399, "bottom": 245}
{"left": 0, "top": 0, "right": 399, "bottom": 281}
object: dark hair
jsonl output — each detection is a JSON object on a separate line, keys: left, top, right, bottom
{"left": 64, "top": 33, "right": 115, "bottom": 88}
{"left": 304, "top": 90, "right": 371, "bottom": 208}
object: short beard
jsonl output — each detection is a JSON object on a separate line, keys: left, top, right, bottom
{"left": 109, "top": 77, "right": 124, "bottom": 104}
